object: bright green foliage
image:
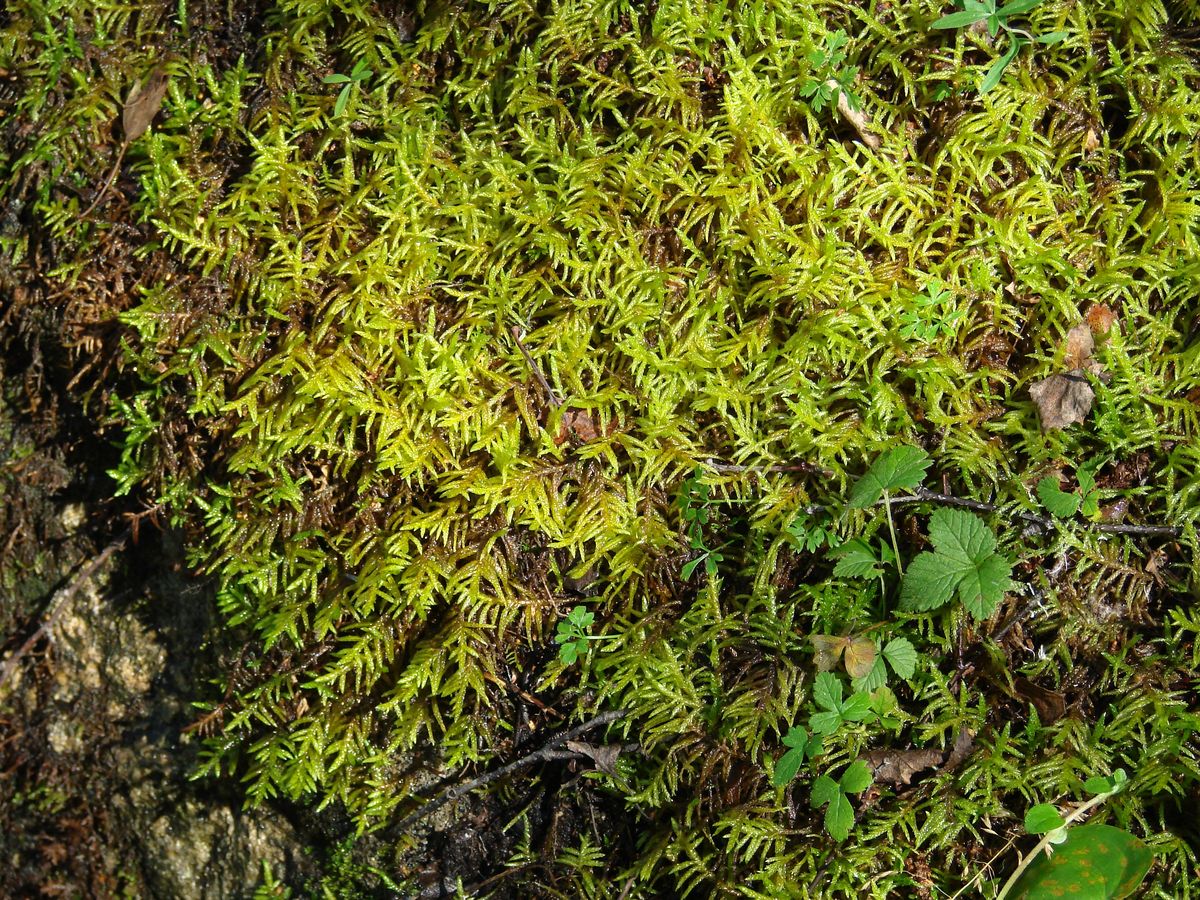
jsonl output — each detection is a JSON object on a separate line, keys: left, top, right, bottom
{"left": 847, "top": 446, "right": 932, "bottom": 509}
{"left": 900, "top": 508, "right": 1014, "bottom": 617}
{"left": 1038, "top": 466, "right": 1102, "bottom": 520}
{"left": 1011, "top": 824, "right": 1154, "bottom": 900}
{"left": 933, "top": 0, "right": 1069, "bottom": 94}
{"left": 786, "top": 509, "right": 840, "bottom": 553}
{"left": 831, "top": 537, "right": 893, "bottom": 578}
{"left": 800, "top": 29, "right": 860, "bottom": 114}
{"left": 772, "top": 725, "right": 822, "bottom": 787}
{"left": 811, "top": 760, "right": 872, "bottom": 841}
{"left": 556, "top": 605, "right": 599, "bottom": 664}
{"left": 1023, "top": 803, "right": 1064, "bottom": 835}
{"left": 850, "top": 636, "right": 917, "bottom": 692}
{"left": 678, "top": 468, "right": 726, "bottom": 578}
{"left": 2, "top": 0, "right": 1199, "bottom": 894}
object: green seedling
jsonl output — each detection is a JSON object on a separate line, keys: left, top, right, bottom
{"left": 933, "top": 0, "right": 1068, "bottom": 94}
{"left": 678, "top": 466, "right": 729, "bottom": 579}
{"left": 899, "top": 280, "right": 965, "bottom": 342}
{"left": 801, "top": 29, "right": 862, "bottom": 114}
{"left": 322, "top": 57, "right": 372, "bottom": 116}
{"left": 848, "top": 445, "right": 932, "bottom": 576}
{"left": 786, "top": 508, "right": 841, "bottom": 552}
{"left": 811, "top": 760, "right": 872, "bottom": 841}
{"left": 555, "top": 605, "right": 615, "bottom": 664}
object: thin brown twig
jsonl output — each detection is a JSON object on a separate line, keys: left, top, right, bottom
{"left": 393, "top": 709, "right": 627, "bottom": 834}
{"left": 706, "top": 461, "right": 836, "bottom": 477}
{"left": 510, "top": 325, "right": 562, "bottom": 408}
{"left": 78, "top": 143, "right": 128, "bottom": 220}
{"left": 0, "top": 530, "right": 130, "bottom": 693}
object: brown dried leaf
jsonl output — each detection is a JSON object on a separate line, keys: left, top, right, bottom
{"left": 1013, "top": 676, "right": 1066, "bottom": 723}
{"left": 123, "top": 68, "right": 170, "bottom": 142}
{"left": 565, "top": 740, "right": 623, "bottom": 774}
{"left": 1086, "top": 303, "right": 1117, "bottom": 336}
{"left": 860, "top": 747, "right": 943, "bottom": 786}
{"left": 810, "top": 634, "right": 848, "bottom": 672}
{"left": 554, "top": 408, "right": 611, "bottom": 445}
{"left": 844, "top": 636, "right": 877, "bottom": 679}
{"left": 942, "top": 726, "right": 974, "bottom": 773}
{"left": 1063, "top": 323, "right": 1095, "bottom": 370}
{"left": 1030, "top": 370, "right": 1095, "bottom": 430}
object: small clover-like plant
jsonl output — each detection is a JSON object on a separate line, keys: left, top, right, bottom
{"left": 899, "top": 508, "right": 1014, "bottom": 619}
{"left": 811, "top": 759, "right": 872, "bottom": 842}
{"left": 555, "top": 605, "right": 615, "bottom": 664}
{"left": 810, "top": 631, "right": 916, "bottom": 692}
{"left": 771, "top": 725, "right": 823, "bottom": 787}
{"left": 808, "top": 671, "right": 876, "bottom": 736}
{"left": 898, "top": 280, "right": 965, "bottom": 343}
{"left": 850, "top": 636, "right": 918, "bottom": 693}
{"left": 323, "top": 57, "right": 372, "bottom": 116}
{"left": 801, "top": 30, "right": 862, "bottom": 115}
{"left": 932, "top": 0, "right": 1069, "bottom": 95}
{"left": 997, "top": 769, "right": 1152, "bottom": 899}
{"left": 1037, "top": 464, "right": 1101, "bottom": 520}
{"left": 786, "top": 508, "right": 841, "bottom": 552}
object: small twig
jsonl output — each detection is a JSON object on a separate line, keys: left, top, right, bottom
{"left": 393, "top": 709, "right": 627, "bottom": 833}
{"left": 510, "top": 325, "right": 562, "bottom": 408}
{"left": 78, "top": 143, "right": 128, "bottom": 220}
{"left": 0, "top": 530, "right": 130, "bottom": 693}
{"left": 706, "top": 460, "right": 836, "bottom": 477}
{"left": 831, "top": 80, "right": 881, "bottom": 149}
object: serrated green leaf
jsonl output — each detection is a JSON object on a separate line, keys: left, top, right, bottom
{"left": 840, "top": 759, "right": 873, "bottom": 793}
{"left": 882, "top": 637, "right": 918, "bottom": 679}
{"left": 832, "top": 538, "right": 885, "bottom": 578}
{"left": 782, "top": 725, "right": 810, "bottom": 749}
{"left": 809, "top": 710, "right": 843, "bottom": 735}
{"left": 840, "top": 691, "right": 875, "bottom": 722}
{"left": 811, "top": 774, "right": 840, "bottom": 808}
{"left": 1025, "top": 803, "right": 1066, "bottom": 834}
{"left": 824, "top": 791, "right": 855, "bottom": 841}
{"left": 901, "top": 509, "right": 1013, "bottom": 618}
{"left": 1038, "top": 477, "right": 1080, "bottom": 519}
{"left": 847, "top": 446, "right": 932, "bottom": 508}
{"left": 813, "top": 671, "right": 843, "bottom": 711}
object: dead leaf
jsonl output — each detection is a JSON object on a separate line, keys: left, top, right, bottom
{"left": 122, "top": 67, "right": 170, "bottom": 142}
{"left": 942, "top": 726, "right": 974, "bottom": 773}
{"left": 810, "top": 634, "right": 875, "bottom": 678}
{"left": 1063, "top": 323, "right": 1094, "bottom": 370}
{"left": 565, "top": 740, "right": 623, "bottom": 774}
{"left": 1013, "top": 676, "right": 1066, "bottom": 723}
{"left": 1083, "top": 127, "right": 1100, "bottom": 154}
{"left": 554, "top": 408, "right": 614, "bottom": 445}
{"left": 1030, "top": 371, "right": 1095, "bottom": 430}
{"left": 860, "top": 747, "right": 943, "bottom": 786}
{"left": 1086, "top": 303, "right": 1117, "bottom": 336}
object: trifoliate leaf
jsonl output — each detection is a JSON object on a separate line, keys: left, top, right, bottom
{"left": 832, "top": 538, "right": 885, "bottom": 578}
{"left": 1025, "top": 803, "right": 1066, "bottom": 835}
{"left": 1038, "top": 477, "right": 1080, "bottom": 519}
{"left": 899, "top": 508, "right": 1013, "bottom": 618}
{"left": 809, "top": 710, "right": 843, "bottom": 735}
{"left": 773, "top": 746, "right": 807, "bottom": 786}
{"left": 848, "top": 446, "right": 932, "bottom": 508}
{"left": 839, "top": 759, "right": 873, "bottom": 794}
{"left": 881, "top": 637, "right": 917, "bottom": 679}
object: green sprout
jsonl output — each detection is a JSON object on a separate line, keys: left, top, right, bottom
{"left": 801, "top": 30, "right": 861, "bottom": 114}
{"left": 555, "top": 605, "right": 616, "bottom": 664}
{"left": 322, "top": 58, "right": 372, "bottom": 116}
{"left": 932, "top": 0, "right": 1068, "bottom": 94}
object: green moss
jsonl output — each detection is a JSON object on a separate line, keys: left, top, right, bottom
{"left": 3, "top": 0, "right": 1200, "bottom": 894}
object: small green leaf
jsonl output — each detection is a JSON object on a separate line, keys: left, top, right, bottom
{"left": 1038, "top": 477, "right": 1080, "bottom": 519}
{"left": 933, "top": 9, "right": 988, "bottom": 28}
{"left": 811, "top": 773, "right": 840, "bottom": 808}
{"left": 333, "top": 83, "right": 351, "bottom": 116}
{"left": 850, "top": 653, "right": 887, "bottom": 693}
{"left": 809, "top": 710, "right": 843, "bottom": 735}
{"left": 980, "top": 39, "right": 1021, "bottom": 93}
{"left": 681, "top": 556, "right": 705, "bottom": 579}
{"left": 996, "top": 0, "right": 1044, "bottom": 16}
{"left": 1025, "top": 803, "right": 1066, "bottom": 834}
{"left": 848, "top": 446, "right": 932, "bottom": 508}
{"left": 881, "top": 637, "right": 918, "bottom": 679}
{"left": 839, "top": 691, "right": 875, "bottom": 722}
{"left": 322, "top": 73, "right": 351, "bottom": 84}
{"left": 839, "top": 759, "right": 873, "bottom": 793}
{"left": 899, "top": 508, "right": 1013, "bottom": 618}
{"left": 1036, "top": 30, "right": 1069, "bottom": 43}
